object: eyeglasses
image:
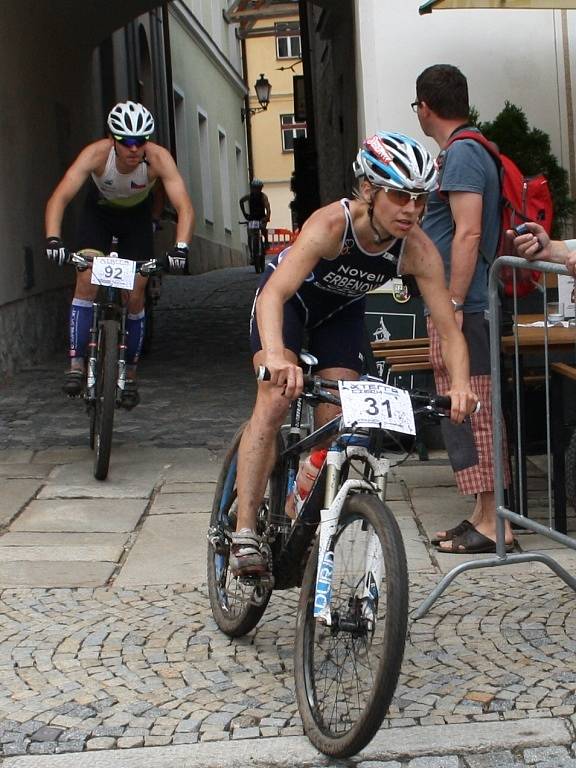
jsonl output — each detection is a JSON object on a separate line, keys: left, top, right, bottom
{"left": 381, "top": 186, "right": 428, "bottom": 209}
{"left": 410, "top": 100, "right": 421, "bottom": 113}
{"left": 114, "top": 136, "right": 148, "bottom": 148}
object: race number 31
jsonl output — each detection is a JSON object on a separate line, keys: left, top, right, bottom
{"left": 338, "top": 380, "right": 415, "bottom": 435}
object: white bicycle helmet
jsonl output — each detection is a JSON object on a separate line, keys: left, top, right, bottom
{"left": 107, "top": 101, "right": 155, "bottom": 138}
{"left": 353, "top": 131, "right": 437, "bottom": 193}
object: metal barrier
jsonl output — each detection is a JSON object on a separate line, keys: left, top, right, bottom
{"left": 265, "top": 228, "right": 296, "bottom": 255}
{"left": 415, "top": 255, "right": 576, "bottom": 619}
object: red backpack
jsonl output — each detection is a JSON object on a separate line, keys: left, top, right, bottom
{"left": 445, "top": 130, "right": 554, "bottom": 298}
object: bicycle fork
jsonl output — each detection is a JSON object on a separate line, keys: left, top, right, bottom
{"left": 313, "top": 445, "right": 390, "bottom": 626}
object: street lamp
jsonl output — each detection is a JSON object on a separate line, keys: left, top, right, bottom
{"left": 241, "top": 73, "right": 271, "bottom": 122}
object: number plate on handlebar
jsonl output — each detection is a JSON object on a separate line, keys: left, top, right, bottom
{"left": 248, "top": 220, "right": 261, "bottom": 230}
{"left": 91, "top": 257, "right": 136, "bottom": 290}
{"left": 338, "top": 381, "right": 415, "bottom": 434}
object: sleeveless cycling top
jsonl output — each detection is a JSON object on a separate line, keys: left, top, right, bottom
{"left": 247, "top": 191, "right": 266, "bottom": 220}
{"left": 91, "top": 147, "right": 155, "bottom": 209}
{"left": 269, "top": 199, "right": 404, "bottom": 327}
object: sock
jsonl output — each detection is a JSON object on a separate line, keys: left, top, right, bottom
{"left": 69, "top": 299, "right": 92, "bottom": 360}
{"left": 126, "top": 310, "right": 145, "bottom": 365}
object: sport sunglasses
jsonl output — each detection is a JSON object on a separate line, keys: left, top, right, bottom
{"left": 114, "top": 135, "right": 149, "bottom": 147}
{"left": 380, "top": 185, "right": 428, "bottom": 208}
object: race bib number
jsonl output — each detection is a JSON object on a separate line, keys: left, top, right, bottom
{"left": 248, "top": 220, "right": 260, "bottom": 229}
{"left": 338, "top": 380, "right": 415, "bottom": 435}
{"left": 91, "top": 257, "right": 136, "bottom": 290}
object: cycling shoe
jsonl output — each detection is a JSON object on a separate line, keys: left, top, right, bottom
{"left": 62, "top": 369, "right": 84, "bottom": 396}
{"left": 121, "top": 380, "right": 140, "bottom": 410}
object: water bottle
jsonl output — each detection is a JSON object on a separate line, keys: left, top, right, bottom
{"left": 285, "top": 448, "right": 327, "bottom": 519}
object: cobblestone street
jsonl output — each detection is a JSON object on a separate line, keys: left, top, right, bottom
{"left": 1, "top": 266, "right": 576, "bottom": 766}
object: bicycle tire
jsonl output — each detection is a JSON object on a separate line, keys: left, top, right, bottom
{"left": 255, "top": 236, "right": 265, "bottom": 274}
{"left": 93, "top": 320, "right": 118, "bottom": 481}
{"left": 89, "top": 403, "right": 96, "bottom": 450}
{"left": 294, "top": 493, "right": 408, "bottom": 758}
{"left": 207, "top": 424, "right": 286, "bottom": 637}
{"left": 566, "top": 428, "right": 576, "bottom": 509}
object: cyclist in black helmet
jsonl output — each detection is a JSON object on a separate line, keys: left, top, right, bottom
{"left": 240, "top": 179, "right": 271, "bottom": 262}
{"left": 45, "top": 101, "right": 195, "bottom": 408}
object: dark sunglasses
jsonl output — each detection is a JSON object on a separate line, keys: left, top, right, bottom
{"left": 381, "top": 186, "right": 428, "bottom": 209}
{"left": 114, "top": 135, "right": 148, "bottom": 148}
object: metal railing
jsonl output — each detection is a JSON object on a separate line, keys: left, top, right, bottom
{"left": 415, "top": 255, "right": 576, "bottom": 619}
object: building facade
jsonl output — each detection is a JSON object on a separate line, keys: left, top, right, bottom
{"left": 241, "top": 14, "right": 305, "bottom": 231}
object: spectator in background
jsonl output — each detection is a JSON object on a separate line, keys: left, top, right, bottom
{"left": 415, "top": 64, "right": 514, "bottom": 554}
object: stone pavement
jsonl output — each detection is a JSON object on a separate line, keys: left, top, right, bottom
{"left": 0, "top": 266, "right": 576, "bottom": 766}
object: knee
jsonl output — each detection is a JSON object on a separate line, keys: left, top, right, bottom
{"left": 251, "top": 387, "right": 291, "bottom": 431}
{"left": 74, "top": 273, "right": 97, "bottom": 301}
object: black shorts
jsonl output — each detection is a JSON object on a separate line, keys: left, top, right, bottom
{"left": 250, "top": 270, "right": 366, "bottom": 373}
{"left": 76, "top": 189, "right": 154, "bottom": 262}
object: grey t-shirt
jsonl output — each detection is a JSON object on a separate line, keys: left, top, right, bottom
{"left": 422, "top": 134, "right": 500, "bottom": 313}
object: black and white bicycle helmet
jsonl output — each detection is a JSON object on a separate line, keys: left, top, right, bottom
{"left": 107, "top": 101, "right": 155, "bottom": 138}
{"left": 353, "top": 131, "right": 437, "bottom": 193}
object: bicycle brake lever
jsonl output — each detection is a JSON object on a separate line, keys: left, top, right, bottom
{"left": 140, "top": 259, "right": 158, "bottom": 276}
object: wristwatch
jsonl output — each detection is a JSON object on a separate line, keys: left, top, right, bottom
{"left": 176, "top": 242, "right": 189, "bottom": 252}
{"left": 450, "top": 298, "right": 464, "bottom": 311}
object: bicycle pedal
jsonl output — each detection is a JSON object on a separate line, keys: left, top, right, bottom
{"left": 249, "top": 576, "right": 274, "bottom": 605}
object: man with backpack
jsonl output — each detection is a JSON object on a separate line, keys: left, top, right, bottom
{"left": 414, "top": 64, "right": 514, "bottom": 554}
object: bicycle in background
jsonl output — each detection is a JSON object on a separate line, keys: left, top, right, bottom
{"left": 65, "top": 246, "right": 169, "bottom": 480}
{"left": 240, "top": 219, "right": 267, "bottom": 274}
{"left": 207, "top": 360, "right": 452, "bottom": 757}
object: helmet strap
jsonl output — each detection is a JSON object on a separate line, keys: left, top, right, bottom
{"left": 368, "top": 190, "right": 388, "bottom": 245}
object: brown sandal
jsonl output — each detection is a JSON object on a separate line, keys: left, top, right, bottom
{"left": 430, "top": 519, "right": 474, "bottom": 546}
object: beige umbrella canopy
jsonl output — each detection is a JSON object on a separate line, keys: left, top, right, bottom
{"left": 420, "top": 0, "right": 576, "bottom": 12}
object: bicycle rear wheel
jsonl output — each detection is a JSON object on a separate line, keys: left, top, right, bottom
{"left": 294, "top": 493, "right": 408, "bottom": 758}
{"left": 207, "top": 425, "right": 286, "bottom": 637}
{"left": 93, "top": 320, "right": 118, "bottom": 481}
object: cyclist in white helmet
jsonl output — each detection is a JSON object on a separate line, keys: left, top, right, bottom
{"left": 230, "top": 130, "right": 479, "bottom": 577}
{"left": 45, "top": 100, "right": 195, "bottom": 407}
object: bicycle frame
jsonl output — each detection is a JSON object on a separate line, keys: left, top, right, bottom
{"left": 272, "top": 396, "right": 389, "bottom": 595}
{"left": 85, "top": 285, "right": 127, "bottom": 405}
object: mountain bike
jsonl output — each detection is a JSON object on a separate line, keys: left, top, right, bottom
{"left": 241, "top": 219, "right": 266, "bottom": 273}
{"left": 207, "top": 363, "right": 451, "bottom": 757}
{"left": 68, "top": 247, "right": 166, "bottom": 480}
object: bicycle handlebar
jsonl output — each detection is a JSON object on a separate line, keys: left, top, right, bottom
{"left": 69, "top": 252, "right": 164, "bottom": 276}
{"left": 256, "top": 365, "right": 459, "bottom": 415}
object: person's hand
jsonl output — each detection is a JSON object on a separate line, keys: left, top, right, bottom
{"left": 261, "top": 353, "right": 303, "bottom": 401}
{"left": 565, "top": 252, "right": 576, "bottom": 277}
{"left": 163, "top": 244, "right": 189, "bottom": 274}
{"left": 507, "top": 222, "right": 550, "bottom": 261}
{"left": 45, "top": 237, "right": 69, "bottom": 266}
{"left": 446, "top": 383, "right": 479, "bottom": 424}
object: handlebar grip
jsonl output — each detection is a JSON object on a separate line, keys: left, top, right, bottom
{"left": 431, "top": 394, "right": 481, "bottom": 415}
{"left": 256, "top": 366, "right": 270, "bottom": 382}
{"left": 431, "top": 394, "right": 451, "bottom": 411}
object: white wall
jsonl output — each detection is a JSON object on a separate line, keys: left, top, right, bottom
{"left": 355, "top": 0, "right": 575, "bottom": 184}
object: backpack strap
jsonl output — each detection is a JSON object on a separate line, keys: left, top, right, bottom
{"left": 444, "top": 129, "right": 501, "bottom": 165}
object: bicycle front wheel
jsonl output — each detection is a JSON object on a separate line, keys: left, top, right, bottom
{"left": 294, "top": 493, "right": 408, "bottom": 758}
{"left": 93, "top": 320, "right": 118, "bottom": 481}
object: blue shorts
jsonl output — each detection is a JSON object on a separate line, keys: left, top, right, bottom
{"left": 250, "top": 268, "right": 366, "bottom": 373}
